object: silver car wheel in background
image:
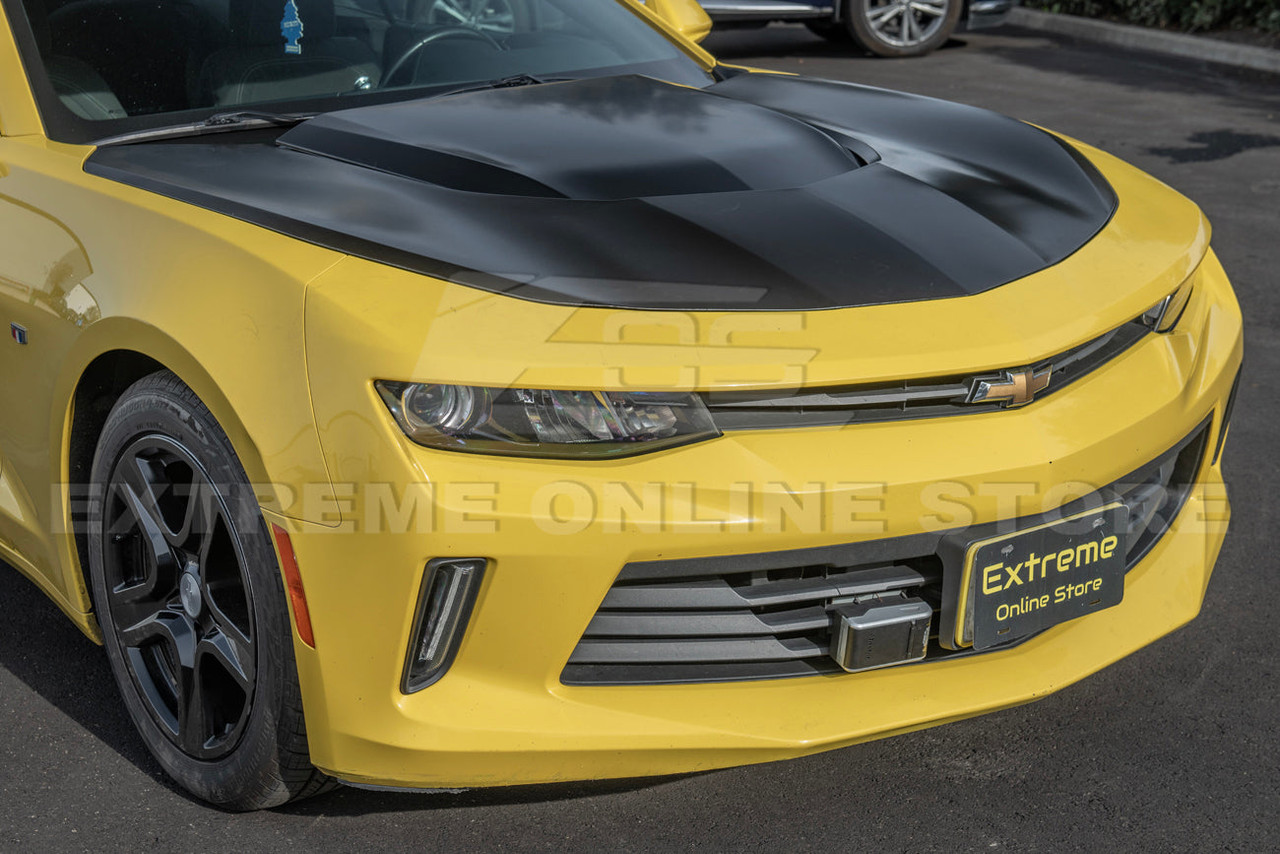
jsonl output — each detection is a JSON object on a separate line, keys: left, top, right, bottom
{"left": 863, "top": 0, "right": 948, "bottom": 48}
{"left": 844, "top": 0, "right": 960, "bottom": 57}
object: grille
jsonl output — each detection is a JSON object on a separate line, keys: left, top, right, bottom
{"left": 563, "top": 419, "right": 1211, "bottom": 686}
{"left": 703, "top": 316, "right": 1150, "bottom": 430}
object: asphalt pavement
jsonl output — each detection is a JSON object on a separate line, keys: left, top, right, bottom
{"left": 2, "top": 24, "right": 1278, "bottom": 853}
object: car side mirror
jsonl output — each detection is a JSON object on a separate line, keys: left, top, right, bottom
{"left": 639, "top": 0, "right": 713, "bottom": 44}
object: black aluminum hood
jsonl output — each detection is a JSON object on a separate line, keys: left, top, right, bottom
{"left": 86, "top": 73, "right": 1117, "bottom": 310}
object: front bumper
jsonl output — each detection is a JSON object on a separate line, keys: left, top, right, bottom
{"left": 284, "top": 474, "right": 1228, "bottom": 788}
{"left": 279, "top": 231, "right": 1241, "bottom": 788}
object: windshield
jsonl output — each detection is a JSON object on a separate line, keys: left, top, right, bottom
{"left": 11, "top": 0, "right": 713, "bottom": 142}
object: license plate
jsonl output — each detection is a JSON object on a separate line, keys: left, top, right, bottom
{"left": 958, "top": 503, "right": 1129, "bottom": 650}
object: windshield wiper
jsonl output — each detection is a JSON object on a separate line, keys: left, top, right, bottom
{"left": 202, "top": 110, "right": 314, "bottom": 128}
{"left": 423, "top": 74, "right": 572, "bottom": 102}
{"left": 91, "top": 74, "right": 566, "bottom": 148}
{"left": 92, "top": 110, "right": 315, "bottom": 148}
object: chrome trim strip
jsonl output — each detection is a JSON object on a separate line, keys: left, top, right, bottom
{"left": 703, "top": 317, "right": 1149, "bottom": 430}
{"left": 699, "top": 0, "right": 830, "bottom": 17}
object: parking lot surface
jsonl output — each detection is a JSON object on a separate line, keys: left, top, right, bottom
{"left": 2, "top": 24, "right": 1277, "bottom": 853}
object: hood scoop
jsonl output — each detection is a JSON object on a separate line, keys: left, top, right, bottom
{"left": 277, "top": 75, "right": 864, "bottom": 200}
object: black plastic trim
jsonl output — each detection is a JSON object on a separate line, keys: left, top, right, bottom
{"left": 1213, "top": 366, "right": 1242, "bottom": 466}
{"left": 617, "top": 536, "right": 943, "bottom": 583}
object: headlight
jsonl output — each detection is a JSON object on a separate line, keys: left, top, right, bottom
{"left": 375, "top": 382, "right": 721, "bottom": 458}
{"left": 1141, "top": 275, "right": 1194, "bottom": 333}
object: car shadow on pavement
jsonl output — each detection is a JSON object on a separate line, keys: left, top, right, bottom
{"left": 278, "top": 773, "right": 709, "bottom": 817}
{"left": 1146, "top": 129, "right": 1280, "bottom": 163}
{"left": 0, "top": 563, "right": 189, "bottom": 795}
{"left": 987, "top": 27, "right": 1280, "bottom": 114}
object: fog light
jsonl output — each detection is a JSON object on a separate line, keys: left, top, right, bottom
{"left": 402, "top": 558, "right": 486, "bottom": 693}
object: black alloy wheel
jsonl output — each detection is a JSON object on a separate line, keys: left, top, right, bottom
{"left": 100, "top": 434, "right": 257, "bottom": 760}
{"left": 88, "top": 371, "right": 331, "bottom": 809}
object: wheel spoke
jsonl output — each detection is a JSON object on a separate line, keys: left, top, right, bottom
{"left": 105, "top": 451, "right": 188, "bottom": 609}
{"left": 197, "top": 504, "right": 255, "bottom": 642}
{"left": 200, "top": 628, "right": 255, "bottom": 691}
{"left": 177, "top": 666, "right": 210, "bottom": 755}
{"left": 105, "top": 582, "right": 168, "bottom": 633}
{"left": 867, "top": 4, "right": 902, "bottom": 25}
{"left": 110, "top": 479, "right": 177, "bottom": 584}
{"left": 105, "top": 545, "right": 175, "bottom": 622}
{"left": 167, "top": 478, "right": 213, "bottom": 551}
{"left": 433, "top": 0, "right": 468, "bottom": 24}
{"left": 204, "top": 590, "right": 253, "bottom": 649}
{"left": 192, "top": 487, "right": 222, "bottom": 569}
{"left": 118, "top": 454, "right": 181, "bottom": 540}
{"left": 477, "top": 16, "right": 513, "bottom": 33}
{"left": 119, "top": 609, "right": 197, "bottom": 668}
{"left": 902, "top": 9, "right": 917, "bottom": 42}
{"left": 909, "top": 0, "right": 946, "bottom": 16}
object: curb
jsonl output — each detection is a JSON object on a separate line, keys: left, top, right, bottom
{"left": 1006, "top": 7, "right": 1280, "bottom": 76}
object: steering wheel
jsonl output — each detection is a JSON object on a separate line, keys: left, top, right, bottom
{"left": 383, "top": 27, "right": 505, "bottom": 87}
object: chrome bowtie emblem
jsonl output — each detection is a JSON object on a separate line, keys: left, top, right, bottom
{"left": 968, "top": 366, "right": 1052, "bottom": 408}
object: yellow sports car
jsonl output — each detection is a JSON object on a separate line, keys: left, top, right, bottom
{"left": 0, "top": 0, "right": 1241, "bottom": 810}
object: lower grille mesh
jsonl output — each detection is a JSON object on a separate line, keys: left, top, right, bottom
{"left": 569, "top": 560, "right": 942, "bottom": 680}
{"left": 563, "top": 420, "right": 1211, "bottom": 686}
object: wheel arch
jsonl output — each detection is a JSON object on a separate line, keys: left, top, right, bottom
{"left": 55, "top": 320, "right": 278, "bottom": 623}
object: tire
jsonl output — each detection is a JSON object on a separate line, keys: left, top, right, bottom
{"left": 86, "top": 370, "right": 332, "bottom": 810}
{"left": 844, "top": 0, "right": 961, "bottom": 57}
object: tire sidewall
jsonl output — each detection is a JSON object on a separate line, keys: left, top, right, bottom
{"left": 87, "top": 375, "right": 298, "bottom": 809}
